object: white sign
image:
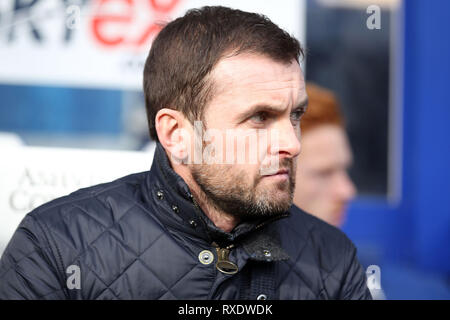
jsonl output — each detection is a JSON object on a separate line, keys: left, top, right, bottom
{"left": 0, "top": 0, "right": 305, "bottom": 89}
{"left": 0, "top": 144, "right": 155, "bottom": 255}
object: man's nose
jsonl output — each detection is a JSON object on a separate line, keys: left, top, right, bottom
{"left": 272, "top": 121, "right": 301, "bottom": 158}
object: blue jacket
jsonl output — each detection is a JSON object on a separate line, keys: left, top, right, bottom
{"left": 0, "top": 143, "right": 372, "bottom": 300}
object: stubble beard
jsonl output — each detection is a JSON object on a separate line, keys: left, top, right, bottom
{"left": 190, "top": 158, "right": 296, "bottom": 221}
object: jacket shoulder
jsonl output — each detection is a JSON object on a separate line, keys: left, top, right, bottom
{"left": 0, "top": 172, "right": 150, "bottom": 299}
{"left": 286, "top": 205, "right": 355, "bottom": 260}
{"left": 23, "top": 171, "right": 150, "bottom": 264}
{"left": 30, "top": 171, "right": 148, "bottom": 226}
{"left": 280, "top": 206, "right": 371, "bottom": 299}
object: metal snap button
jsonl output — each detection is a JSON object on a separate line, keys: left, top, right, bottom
{"left": 257, "top": 294, "right": 268, "bottom": 300}
{"left": 156, "top": 190, "right": 164, "bottom": 200}
{"left": 172, "top": 205, "right": 179, "bottom": 213}
{"left": 189, "top": 220, "right": 198, "bottom": 228}
{"left": 198, "top": 250, "right": 214, "bottom": 265}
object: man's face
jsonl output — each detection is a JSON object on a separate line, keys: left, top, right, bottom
{"left": 188, "top": 53, "right": 306, "bottom": 220}
{"left": 293, "top": 125, "right": 356, "bottom": 227}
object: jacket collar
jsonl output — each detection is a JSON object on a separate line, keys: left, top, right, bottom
{"left": 144, "top": 142, "right": 290, "bottom": 260}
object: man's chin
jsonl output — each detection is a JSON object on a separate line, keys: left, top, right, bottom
{"left": 259, "top": 176, "right": 293, "bottom": 196}
{"left": 256, "top": 187, "right": 293, "bottom": 211}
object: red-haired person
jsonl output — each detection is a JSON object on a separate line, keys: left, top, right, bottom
{"left": 294, "top": 83, "right": 356, "bottom": 227}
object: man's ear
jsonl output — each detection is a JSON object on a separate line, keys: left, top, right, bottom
{"left": 155, "top": 108, "right": 191, "bottom": 162}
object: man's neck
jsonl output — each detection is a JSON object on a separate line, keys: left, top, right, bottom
{"left": 173, "top": 164, "right": 240, "bottom": 233}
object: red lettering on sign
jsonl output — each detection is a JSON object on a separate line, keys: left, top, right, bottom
{"left": 91, "top": 0, "right": 133, "bottom": 46}
{"left": 90, "top": 0, "right": 181, "bottom": 48}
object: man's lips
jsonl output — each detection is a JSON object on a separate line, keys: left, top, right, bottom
{"left": 261, "top": 168, "right": 290, "bottom": 178}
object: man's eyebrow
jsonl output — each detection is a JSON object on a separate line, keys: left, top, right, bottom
{"left": 236, "top": 104, "right": 285, "bottom": 121}
{"left": 237, "top": 97, "right": 309, "bottom": 121}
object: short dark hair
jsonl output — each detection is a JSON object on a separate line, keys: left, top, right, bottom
{"left": 143, "top": 6, "right": 304, "bottom": 141}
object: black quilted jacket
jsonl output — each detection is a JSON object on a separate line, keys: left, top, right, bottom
{"left": 0, "top": 143, "right": 372, "bottom": 300}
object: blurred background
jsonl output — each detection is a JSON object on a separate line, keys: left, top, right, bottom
{"left": 0, "top": 0, "right": 448, "bottom": 299}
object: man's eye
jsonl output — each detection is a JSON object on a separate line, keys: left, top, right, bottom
{"left": 290, "top": 110, "right": 303, "bottom": 122}
{"left": 251, "top": 112, "right": 267, "bottom": 123}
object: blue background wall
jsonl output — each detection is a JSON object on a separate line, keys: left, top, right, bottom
{"left": 0, "top": 86, "right": 122, "bottom": 134}
{"left": 343, "top": 0, "right": 450, "bottom": 298}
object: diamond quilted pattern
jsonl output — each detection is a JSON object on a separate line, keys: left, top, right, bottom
{"left": 108, "top": 204, "right": 168, "bottom": 255}
{"left": 139, "top": 233, "right": 198, "bottom": 290}
{"left": 0, "top": 148, "right": 372, "bottom": 300}
{"left": 107, "top": 259, "right": 171, "bottom": 299}
{"left": 81, "top": 229, "right": 137, "bottom": 286}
